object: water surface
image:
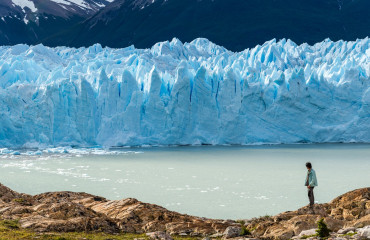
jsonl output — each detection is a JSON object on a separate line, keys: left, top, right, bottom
{"left": 0, "top": 144, "right": 369, "bottom": 219}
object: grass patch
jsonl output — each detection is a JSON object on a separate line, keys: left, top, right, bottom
{"left": 259, "top": 215, "right": 272, "bottom": 221}
{"left": 341, "top": 232, "right": 357, "bottom": 237}
{"left": 12, "top": 198, "right": 24, "bottom": 204}
{"left": 236, "top": 220, "right": 251, "bottom": 236}
{"left": 1, "top": 220, "right": 19, "bottom": 229}
{"left": 236, "top": 220, "right": 245, "bottom": 225}
{"left": 240, "top": 226, "right": 251, "bottom": 236}
{"left": 0, "top": 220, "right": 199, "bottom": 240}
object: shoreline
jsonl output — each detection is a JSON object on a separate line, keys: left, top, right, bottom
{"left": 1, "top": 183, "right": 369, "bottom": 239}
{"left": 2, "top": 141, "right": 370, "bottom": 152}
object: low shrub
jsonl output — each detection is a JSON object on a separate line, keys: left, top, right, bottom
{"left": 316, "top": 218, "right": 330, "bottom": 238}
{"left": 240, "top": 225, "right": 251, "bottom": 236}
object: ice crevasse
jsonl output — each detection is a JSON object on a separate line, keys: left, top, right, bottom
{"left": 0, "top": 38, "right": 369, "bottom": 147}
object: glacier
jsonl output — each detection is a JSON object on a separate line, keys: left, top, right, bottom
{"left": 0, "top": 38, "right": 369, "bottom": 148}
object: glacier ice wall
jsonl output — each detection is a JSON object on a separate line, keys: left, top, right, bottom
{"left": 0, "top": 38, "right": 369, "bottom": 147}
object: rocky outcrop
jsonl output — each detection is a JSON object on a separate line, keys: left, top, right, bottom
{"left": 246, "top": 188, "right": 370, "bottom": 239}
{"left": 0, "top": 184, "right": 33, "bottom": 204}
{"left": 0, "top": 183, "right": 369, "bottom": 239}
{"left": 0, "top": 188, "right": 118, "bottom": 233}
{"left": 90, "top": 198, "right": 229, "bottom": 235}
{"left": 0, "top": 183, "right": 232, "bottom": 235}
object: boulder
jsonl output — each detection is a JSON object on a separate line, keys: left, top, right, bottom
{"left": 298, "top": 229, "right": 317, "bottom": 238}
{"left": 267, "top": 228, "right": 294, "bottom": 240}
{"left": 288, "top": 215, "right": 318, "bottom": 235}
{"left": 349, "top": 215, "right": 370, "bottom": 228}
{"left": 337, "top": 227, "right": 356, "bottom": 234}
{"left": 222, "top": 226, "right": 241, "bottom": 239}
{"left": 146, "top": 231, "right": 173, "bottom": 240}
{"left": 358, "top": 226, "right": 370, "bottom": 239}
{"left": 324, "top": 217, "right": 345, "bottom": 232}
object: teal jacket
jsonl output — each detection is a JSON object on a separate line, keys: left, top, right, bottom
{"left": 305, "top": 169, "right": 318, "bottom": 187}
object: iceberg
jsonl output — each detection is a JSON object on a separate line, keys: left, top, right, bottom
{"left": 0, "top": 38, "right": 369, "bottom": 147}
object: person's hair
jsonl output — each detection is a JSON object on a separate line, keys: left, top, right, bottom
{"left": 306, "top": 162, "right": 312, "bottom": 168}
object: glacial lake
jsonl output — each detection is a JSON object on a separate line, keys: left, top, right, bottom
{"left": 0, "top": 144, "right": 369, "bottom": 220}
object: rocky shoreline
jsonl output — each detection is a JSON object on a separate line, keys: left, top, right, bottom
{"left": 0, "top": 183, "right": 369, "bottom": 239}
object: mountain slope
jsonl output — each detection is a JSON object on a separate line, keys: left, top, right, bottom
{"left": 0, "top": 0, "right": 114, "bottom": 46}
{"left": 64, "top": 0, "right": 370, "bottom": 51}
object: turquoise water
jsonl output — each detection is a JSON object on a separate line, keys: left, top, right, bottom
{"left": 0, "top": 144, "right": 369, "bottom": 219}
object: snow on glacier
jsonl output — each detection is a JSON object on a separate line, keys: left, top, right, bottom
{"left": 0, "top": 38, "right": 369, "bottom": 148}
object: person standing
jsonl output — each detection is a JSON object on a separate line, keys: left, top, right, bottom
{"left": 305, "top": 162, "right": 318, "bottom": 211}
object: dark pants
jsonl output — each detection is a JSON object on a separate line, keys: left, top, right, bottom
{"left": 308, "top": 187, "right": 314, "bottom": 206}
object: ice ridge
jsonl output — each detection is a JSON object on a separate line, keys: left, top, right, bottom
{"left": 0, "top": 37, "right": 369, "bottom": 147}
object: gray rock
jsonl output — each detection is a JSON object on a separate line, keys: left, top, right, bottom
{"left": 358, "top": 226, "right": 370, "bottom": 238}
{"left": 0, "top": 207, "right": 11, "bottom": 214}
{"left": 146, "top": 232, "right": 173, "bottom": 240}
{"left": 338, "top": 227, "right": 356, "bottom": 234}
{"left": 223, "top": 226, "right": 242, "bottom": 239}
{"left": 298, "top": 229, "right": 317, "bottom": 238}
